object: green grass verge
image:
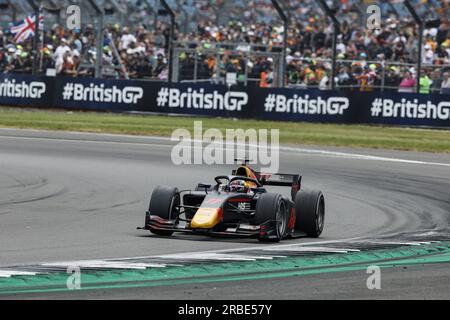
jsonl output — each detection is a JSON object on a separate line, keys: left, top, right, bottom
{"left": 0, "top": 106, "right": 450, "bottom": 153}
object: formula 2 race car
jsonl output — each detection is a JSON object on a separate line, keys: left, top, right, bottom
{"left": 138, "top": 161, "right": 325, "bottom": 242}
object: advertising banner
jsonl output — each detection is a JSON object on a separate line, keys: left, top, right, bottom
{"left": 0, "top": 74, "right": 449, "bottom": 128}
{"left": 0, "top": 74, "right": 54, "bottom": 107}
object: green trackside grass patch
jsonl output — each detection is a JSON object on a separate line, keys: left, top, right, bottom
{"left": 0, "top": 106, "right": 450, "bottom": 153}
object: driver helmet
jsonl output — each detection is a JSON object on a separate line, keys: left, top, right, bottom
{"left": 229, "top": 180, "right": 248, "bottom": 193}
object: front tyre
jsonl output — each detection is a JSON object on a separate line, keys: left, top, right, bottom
{"left": 255, "top": 193, "right": 287, "bottom": 242}
{"left": 295, "top": 190, "right": 325, "bottom": 238}
{"left": 148, "top": 186, "right": 180, "bottom": 236}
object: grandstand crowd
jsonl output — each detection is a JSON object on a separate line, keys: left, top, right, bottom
{"left": 0, "top": 0, "right": 449, "bottom": 93}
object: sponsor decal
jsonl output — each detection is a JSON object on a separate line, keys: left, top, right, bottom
{"left": 157, "top": 87, "right": 248, "bottom": 111}
{"left": 264, "top": 93, "right": 349, "bottom": 115}
{"left": 371, "top": 98, "right": 450, "bottom": 121}
{"left": 0, "top": 79, "right": 46, "bottom": 99}
{"left": 62, "top": 82, "right": 144, "bottom": 104}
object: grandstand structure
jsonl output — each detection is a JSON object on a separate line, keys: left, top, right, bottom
{"left": 0, "top": 0, "right": 449, "bottom": 93}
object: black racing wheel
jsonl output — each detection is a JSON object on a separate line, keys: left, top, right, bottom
{"left": 294, "top": 190, "right": 325, "bottom": 238}
{"left": 255, "top": 193, "right": 287, "bottom": 242}
{"left": 148, "top": 186, "right": 180, "bottom": 236}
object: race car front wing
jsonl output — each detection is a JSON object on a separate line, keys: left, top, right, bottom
{"left": 138, "top": 211, "right": 282, "bottom": 240}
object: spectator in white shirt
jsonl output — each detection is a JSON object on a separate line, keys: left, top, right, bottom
{"left": 54, "top": 38, "right": 71, "bottom": 60}
{"left": 120, "top": 27, "right": 137, "bottom": 50}
{"left": 54, "top": 39, "right": 72, "bottom": 74}
{"left": 422, "top": 44, "right": 435, "bottom": 65}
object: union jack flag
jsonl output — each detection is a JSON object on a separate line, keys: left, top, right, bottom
{"left": 10, "top": 14, "right": 44, "bottom": 43}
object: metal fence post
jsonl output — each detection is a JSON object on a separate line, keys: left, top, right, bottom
{"left": 317, "top": 0, "right": 340, "bottom": 91}
{"left": 215, "top": 51, "right": 221, "bottom": 84}
{"left": 404, "top": 0, "right": 424, "bottom": 94}
{"left": 96, "top": 13, "right": 104, "bottom": 78}
{"left": 173, "top": 47, "right": 180, "bottom": 82}
{"left": 331, "top": 26, "right": 338, "bottom": 90}
{"left": 194, "top": 51, "right": 198, "bottom": 83}
{"left": 26, "top": 0, "right": 40, "bottom": 76}
{"left": 271, "top": 0, "right": 288, "bottom": 88}
{"left": 87, "top": 0, "right": 104, "bottom": 78}
{"left": 160, "top": 0, "right": 175, "bottom": 84}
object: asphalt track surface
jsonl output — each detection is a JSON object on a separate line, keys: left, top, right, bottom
{"left": 0, "top": 128, "right": 449, "bottom": 299}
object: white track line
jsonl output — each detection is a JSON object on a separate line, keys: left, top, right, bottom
{"left": 41, "top": 261, "right": 167, "bottom": 269}
{"left": 365, "top": 241, "right": 428, "bottom": 246}
{"left": 0, "top": 270, "right": 38, "bottom": 278}
{"left": 0, "top": 132, "right": 449, "bottom": 168}
{"left": 261, "top": 246, "right": 360, "bottom": 253}
{"left": 0, "top": 238, "right": 436, "bottom": 271}
{"left": 106, "top": 237, "right": 366, "bottom": 262}
{"left": 153, "top": 252, "right": 285, "bottom": 261}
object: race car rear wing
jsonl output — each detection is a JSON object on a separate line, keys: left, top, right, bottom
{"left": 232, "top": 169, "right": 302, "bottom": 200}
{"left": 257, "top": 173, "right": 302, "bottom": 201}
{"left": 255, "top": 172, "right": 300, "bottom": 186}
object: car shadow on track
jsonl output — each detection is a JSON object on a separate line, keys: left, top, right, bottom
{"left": 136, "top": 234, "right": 264, "bottom": 244}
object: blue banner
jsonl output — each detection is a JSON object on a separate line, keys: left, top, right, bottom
{"left": 0, "top": 74, "right": 449, "bottom": 128}
{"left": 0, "top": 74, "right": 54, "bottom": 107}
{"left": 250, "top": 88, "right": 450, "bottom": 127}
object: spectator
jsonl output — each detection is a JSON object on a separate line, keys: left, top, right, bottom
{"left": 54, "top": 39, "right": 71, "bottom": 74}
{"left": 60, "top": 51, "right": 77, "bottom": 77}
{"left": 430, "top": 69, "right": 443, "bottom": 93}
{"left": 398, "top": 71, "right": 417, "bottom": 93}
{"left": 153, "top": 53, "right": 168, "bottom": 80}
{"left": 120, "top": 27, "right": 137, "bottom": 50}
{"left": 419, "top": 70, "right": 433, "bottom": 94}
{"left": 384, "top": 67, "right": 402, "bottom": 92}
{"left": 336, "top": 66, "right": 351, "bottom": 87}
{"left": 423, "top": 44, "right": 436, "bottom": 64}
{"left": 11, "top": 50, "right": 32, "bottom": 74}
{"left": 41, "top": 45, "right": 55, "bottom": 72}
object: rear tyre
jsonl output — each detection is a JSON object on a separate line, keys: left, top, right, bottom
{"left": 295, "top": 190, "right": 325, "bottom": 238}
{"left": 255, "top": 193, "right": 287, "bottom": 242}
{"left": 148, "top": 186, "right": 180, "bottom": 236}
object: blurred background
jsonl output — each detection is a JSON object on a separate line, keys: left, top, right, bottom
{"left": 0, "top": 0, "right": 449, "bottom": 94}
